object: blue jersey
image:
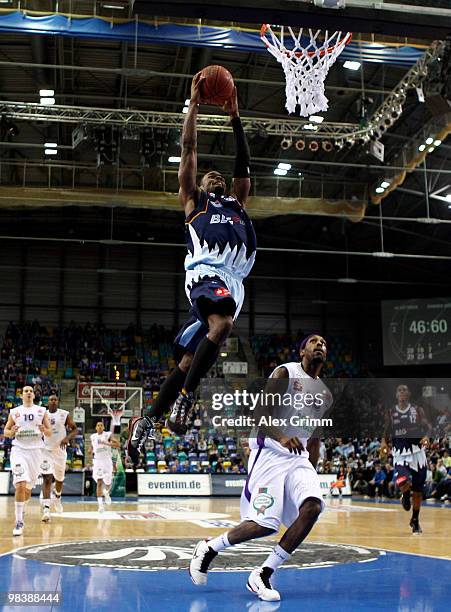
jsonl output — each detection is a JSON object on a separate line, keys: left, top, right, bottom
{"left": 184, "top": 190, "right": 257, "bottom": 280}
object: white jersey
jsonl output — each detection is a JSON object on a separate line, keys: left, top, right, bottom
{"left": 10, "top": 404, "right": 46, "bottom": 449}
{"left": 249, "top": 362, "right": 331, "bottom": 458}
{"left": 45, "top": 409, "right": 69, "bottom": 450}
{"left": 91, "top": 432, "right": 113, "bottom": 461}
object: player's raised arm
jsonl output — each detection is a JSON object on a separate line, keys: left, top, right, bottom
{"left": 224, "top": 87, "right": 251, "bottom": 208}
{"left": 178, "top": 72, "right": 204, "bottom": 216}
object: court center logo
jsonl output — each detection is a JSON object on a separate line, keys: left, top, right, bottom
{"left": 253, "top": 488, "right": 274, "bottom": 515}
{"left": 14, "top": 539, "right": 383, "bottom": 571}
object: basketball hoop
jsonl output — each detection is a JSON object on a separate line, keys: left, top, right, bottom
{"left": 261, "top": 25, "right": 352, "bottom": 116}
{"left": 106, "top": 405, "right": 125, "bottom": 429}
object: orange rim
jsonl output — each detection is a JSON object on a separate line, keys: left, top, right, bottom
{"left": 260, "top": 24, "right": 352, "bottom": 59}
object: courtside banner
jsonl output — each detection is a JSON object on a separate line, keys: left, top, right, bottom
{"left": 138, "top": 474, "right": 212, "bottom": 496}
{"left": 0, "top": 471, "right": 10, "bottom": 494}
{"left": 211, "top": 474, "right": 246, "bottom": 496}
{"left": 8, "top": 472, "right": 84, "bottom": 496}
{"left": 319, "top": 474, "right": 352, "bottom": 496}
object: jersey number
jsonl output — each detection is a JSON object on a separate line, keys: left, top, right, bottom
{"left": 24, "top": 414, "right": 34, "bottom": 421}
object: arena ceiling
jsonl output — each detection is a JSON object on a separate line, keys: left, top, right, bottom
{"left": 0, "top": 0, "right": 450, "bottom": 290}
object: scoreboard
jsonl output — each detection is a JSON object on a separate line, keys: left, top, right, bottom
{"left": 382, "top": 298, "right": 451, "bottom": 365}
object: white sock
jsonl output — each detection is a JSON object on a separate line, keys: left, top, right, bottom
{"left": 208, "top": 533, "right": 231, "bottom": 552}
{"left": 262, "top": 544, "right": 291, "bottom": 571}
{"left": 97, "top": 497, "right": 104, "bottom": 506}
{"left": 15, "top": 502, "right": 25, "bottom": 522}
{"left": 43, "top": 498, "right": 51, "bottom": 509}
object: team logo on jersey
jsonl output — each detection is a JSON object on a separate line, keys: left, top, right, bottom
{"left": 40, "top": 460, "right": 51, "bottom": 472}
{"left": 214, "top": 288, "right": 231, "bottom": 297}
{"left": 211, "top": 201, "right": 223, "bottom": 208}
{"left": 253, "top": 488, "right": 274, "bottom": 515}
{"left": 12, "top": 463, "right": 25, "bottom": 477}
{"left": 210, "top": 213, "right": 244, "bottom": 225}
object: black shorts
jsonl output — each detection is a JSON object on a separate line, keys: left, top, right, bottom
{"left": 174, "top": 275, "right": 237, "bottom": 360}
{"left": 394, "top": 464, "right": 427, "bottom": 493}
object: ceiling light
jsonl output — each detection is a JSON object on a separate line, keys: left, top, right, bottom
{"left": 425, "top": 137, "right": 434, "bottom": 145}
{"left": 322, "top": 140, "right": 333, "bottom": 152}
{"left": 343, "top": 60, "right": 361, "bottom": 71}
{"left": 381, "top": 181, "right": 390, "bottom": 188}
{"left": 280, "top": 136, "right": 292, "bottom": 150}
{"left": 39, "top": 89, "right": 54, "bottom": 97}
{"left": 434, "top": 139, "right": 442, "bottom": 146}
{"left": 184, "top": 99, "right": 190, "bottom": 106}
{"left": 338, "top": 277, "right": 358, "bottom": 283}
{"left": 103, "top": 4, "right": 126, "bottom": 8}
{"left": 418, "top": 144, "right": 426, "bottom": 152}
{"left": 295, "top": 139, "right": 305, "bottom": 151}
{"left": 277, "top": 162, "right": 291, "bottom": 170}
{"left": 182, "top": 107, "right": 189, "bottom": 114}
{"left": 168, "top": 156, "right": 181, "bottom": 163}
{"left": 428, "top": 146, "right": 435, "bottom": 153}
{"left": 44, "top": 142, "right": 57, "bottom": 148}
{"left": 375, "top": 187, "right": 384, "bottom": 194}
{"left": 309, "top": 115, "right": 324, "bottom": 124}
{"left": 309, "top": 141, "right": 319, "bottom": 152}
{"left": 40, "top": 97, "right": 55, "bottom": 106}
{"left": 274, "top": 168, "right": 287, "bottom": 176}
{"left": 445, "top": 194, "right": 451, "bottom": 202}
{"left": 303, "top": 123, "right": 318, "bottom": 131}
{"left": 44, "top": 148, "right": 57, "bottom": 155}
{"left": 372, "top": 252, "right": 394, "bottom": 258}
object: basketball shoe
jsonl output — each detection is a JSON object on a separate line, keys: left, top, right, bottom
{"left": 410, "top": 518, "right": 422, "bottom": 534}
{"left": 166, "top": 390, "right": 195, "bottom": 435}
{"left": 247, "top": 567, "right": 281, "bottom": 602}
{"left": 54, "top": 497, "right": 63, "bottom": 514}
{"left": 189, "top": 540, "right": 218, "bottom": 585}
{"left": 13, "top": 521, "right": 24, "bottom": 536}
{"left": 126, "top": 416, "right": 156, "bottom": 465}
{"left": 41, "top": 507, "right": 51, "bottom": 523}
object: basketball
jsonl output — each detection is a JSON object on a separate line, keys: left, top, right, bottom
{"left": 199, "top": 65, "right": 234, "bottom": 106}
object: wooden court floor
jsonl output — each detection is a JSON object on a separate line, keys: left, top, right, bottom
{"left": 0, "top": 496, "right": 450, "bottom": 558}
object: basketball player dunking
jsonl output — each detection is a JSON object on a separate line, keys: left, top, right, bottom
{"left": 382, "top": 384, "right": 431, "bottom": 534}
{"left": 91, "top": 421, "right": 120, "bottom": 513}
{"left": 40, "top": 395, "right": 78, "bottom": 520}
{"left": 190, "top": 335, "right": 330, "bottom": 602}
{"left": 4, "top": 386, "right": 52, "bottom": 536}
{"left": 127, "top": 72, "right": 256, "bottom": 462}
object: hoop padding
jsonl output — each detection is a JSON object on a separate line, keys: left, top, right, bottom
{"left": 261, "top": 25, "right": 352, "bottom": 116}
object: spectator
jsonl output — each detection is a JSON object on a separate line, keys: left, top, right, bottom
{"left": 368, "top": 464, "right": 386, "bottom": 498}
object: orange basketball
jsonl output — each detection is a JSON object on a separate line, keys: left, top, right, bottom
{"left": 199, "top": 65, "right": 234, "bottom": 106}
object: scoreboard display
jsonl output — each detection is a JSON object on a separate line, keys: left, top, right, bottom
{"left": 382, "top": 298, "right": 451, "bottom": 365}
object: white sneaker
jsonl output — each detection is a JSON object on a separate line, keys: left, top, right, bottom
{"left": 189, "top": 540, "right": 218, "bottom": 585}
{"left": 54, "top": 498, "right": 63, "bottom": 514}
{"left": 41, "top": 508, "right": 51, "bottom": 523}
{"left": 104, "top": 493, "right": 112, "bottom": 506}
{"left": 13, "top": 521, "right": 24, "bottom": 536}
{"left": 98, "top": 505, "right": 105, "bottom": 514}
{"left": 247, "top": 568, "right": 281, "bottom": 602}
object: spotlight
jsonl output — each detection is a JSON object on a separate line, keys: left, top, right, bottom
{"left": 280, "top": 136, "right": 292, "bottom": 150}
{"left": 295, "top": 139, "right": 305, "bottom": 151}
{"left": 322, "top": 140, "right": 333, "bottom": 152}
{"left": 344, "top": 137, "right": 355, "bottom": 149}
{"left": 370, "top": 129, "right": 382, "bottom": 141}
{"left": 384, "top": 116, "right": 393, "bottom": 127}
{"left": 309, "top": 140, "right": 319, "bottom": 152}
{"left": 333, "top": 140, "right": 344, "bottom": 151}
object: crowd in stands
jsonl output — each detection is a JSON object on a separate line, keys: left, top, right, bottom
{"left": 251, "top": 333, "right": 368, "bottom": 377}
{"left": 318, "top": 437, "right": 451, "bottom": 502}
{"left": 127, "top": 405, "right": 247, "bottom": 474}
{"left": 1, "top": 323, "right": 450, "bottom": 501}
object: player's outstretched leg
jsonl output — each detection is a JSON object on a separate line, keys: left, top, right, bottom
{"left": 167, "top": 314, "right": 232, "bottom": 434}
{"left": 126, "top": 358, "right": 190, "bottom": 464}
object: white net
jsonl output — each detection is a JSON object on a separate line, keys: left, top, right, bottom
{"left": 261, "top": 25, "right": 352, "bottom": 116}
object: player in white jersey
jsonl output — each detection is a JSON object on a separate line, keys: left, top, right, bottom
{"left": 4, "top": 386, "right": 52, "bottom": 536}
{"left": 40, "top": 395, "right": 78, "bottom": 520}
{"left": 190, "top": 334, "right": 329, "bottom": 601}
{"left": 90, "top": 421, "right": 119, "bottom": 512}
